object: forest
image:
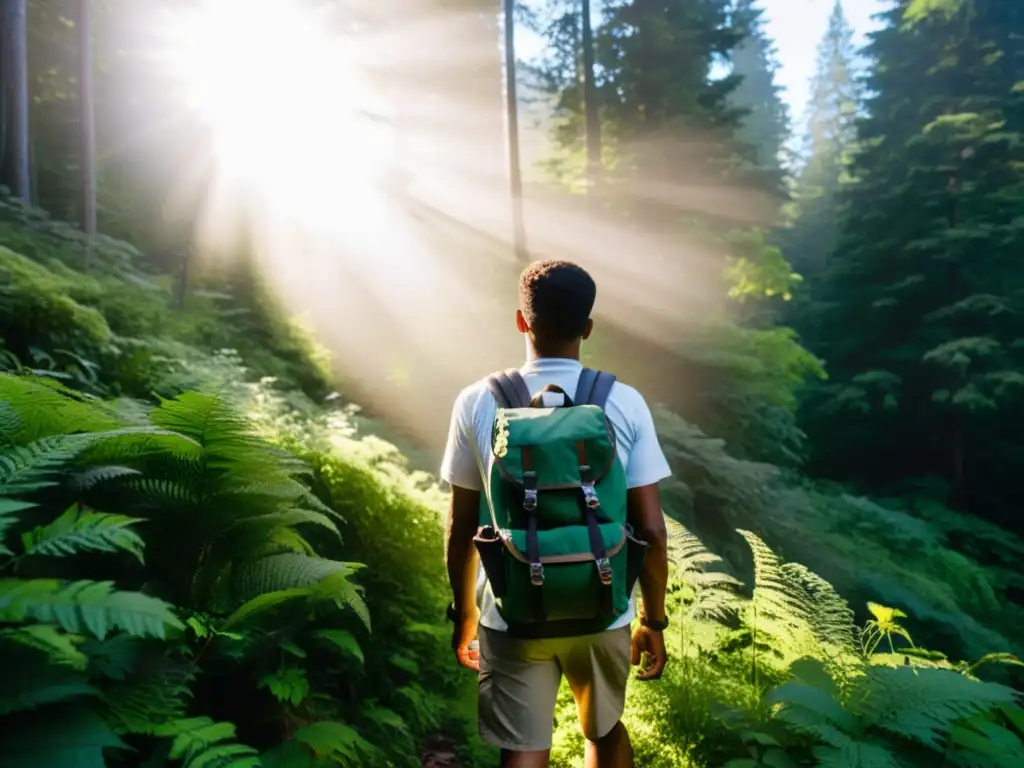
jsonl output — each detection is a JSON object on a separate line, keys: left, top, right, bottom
{"left": 0, "top": 0, "right": 1022, "bottom": 766}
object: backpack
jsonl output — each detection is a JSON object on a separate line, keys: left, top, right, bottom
{"left": 470, "top": 367, "right": 648, "bottom": 639}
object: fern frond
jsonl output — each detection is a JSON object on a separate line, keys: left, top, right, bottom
{"left": 0, "top": 644, "right": 96, "bottom": 716}
{"left": 155, "top": 717, "right": 259, "bottom": 768}
{"left": 311, "top": 629, "right": 364, "bottom": 663}
{"left": 0, "top": 579, "right": 183, "bottom": 639}
{"left": 0, "top": 624, "right": 87, "bottom": 669}
{"left": 231, "top": 553, "right": 360, "bottom": 601}
{"left": 68, "top": 465, "right": 140, "bottom": 493}
{"left": 1, "top": 427, "right": 189, "bottom": 496}
{"left": 0, "top": 496, "right": 37, "bottom": 555}
{"left": 294, "top": 720, "right": 380, "bottom": 763}
{"left": 100, "top": 659, "right": 196, "bottom": 735}
{"left": 858, "top": 665, "right": 1018, "bottom": 749}
{"left": 739, "top": 529, "right": 857, "bottom": 666}
{"left": 0, "top": 372, "right": 120, "bottom": 444}
{"left": 666, "top": 516, "right": 742, "bottom": 624}
{"left": 20, "top": 507, "right": 145, "bottom": 562}
{"left": 0, "top": 434, "right": 94, "bottom": 495}
{"left": 0, "top": 399, "right": 22, "bottom": 448}
{"left": 223, "top": 559, "right": 368, "bottom": 630}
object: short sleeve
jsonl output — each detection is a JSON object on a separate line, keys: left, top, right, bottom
{"left": 440, "top": 387, "right": 483, "bottom": 491}
{"left": 624, "top": 393, "right": 672, "bottom": 489}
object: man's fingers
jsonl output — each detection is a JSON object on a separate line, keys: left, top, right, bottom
{"left": 636, "top": 653, "right": 666, "bottom": 681}
{"left": 456, "top": 646, "right": 480, "bottom": 672}
{"left": 630, "top": 638, "right": 642, "bottom": 666}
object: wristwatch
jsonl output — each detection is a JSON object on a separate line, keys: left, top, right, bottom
{"left": 640, "top": 614, "right": 669, "bottom": 632}
{"left": 446, "top": 601, "right": 457, "bottom": 623}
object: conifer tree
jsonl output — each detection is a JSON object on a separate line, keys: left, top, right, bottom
{"left": 804, "top": 0, "right": 1024, "bottom": 525}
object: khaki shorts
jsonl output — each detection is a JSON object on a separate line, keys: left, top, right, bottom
{"left": 477, "top": 625, "right": 631, "bottom": 752}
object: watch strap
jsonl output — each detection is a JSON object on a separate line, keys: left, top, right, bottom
{"left": 640, "top": 614, "right": 669, "bottom": 632}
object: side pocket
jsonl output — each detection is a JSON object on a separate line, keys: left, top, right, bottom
{"left": 474, "top": 526, "right": 508, "bottom": 598}
{"left": 625, "top": 525, "right": 649, "bottom": 595}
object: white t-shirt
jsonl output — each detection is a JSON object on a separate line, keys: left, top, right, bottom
{"left": 440, "top": 357, "right": 672, "bottom": 632}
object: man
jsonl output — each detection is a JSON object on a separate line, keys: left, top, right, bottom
{"left": 441, "top": 260, "right": 671, "bottom": 768}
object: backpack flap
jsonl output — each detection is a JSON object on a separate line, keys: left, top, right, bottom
{"left": 493, "top": 405, "right": 617, "bottom": 490}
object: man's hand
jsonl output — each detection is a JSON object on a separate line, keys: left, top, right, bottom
{"left": 451, "top": 611, "right": 480, "bottom": 672}
{"left": 631, "top": 625, "right": 667, "bottom": 681}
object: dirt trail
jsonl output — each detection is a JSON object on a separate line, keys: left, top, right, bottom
{"left": 420, "top": 736, "right": 459, "bottom": 767}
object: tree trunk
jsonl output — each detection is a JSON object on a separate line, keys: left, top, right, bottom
{"left": 79, "top": 0, "right": 97, "bottom": 255}
{"left": 3, "top": 0, "right": 30, "bottom": 202}
{"left": 503, "top": 0, "right": 528, "bottom": 262}
{"left": 581, "top": 0, "right": 602, "bottom": 188}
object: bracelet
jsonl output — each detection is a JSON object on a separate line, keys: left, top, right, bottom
{"left": 640, "top": 614, "right": 669, "bottom": 632}
{"left": 446, "top": 602, "right": 457, "bottom": 623}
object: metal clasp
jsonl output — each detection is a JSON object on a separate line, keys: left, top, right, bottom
{"left": 581, "top": 483, "right": 600, "bottom": 509}
{"left": 530, "top": 562, "right": 545, "bottom": 586}
{"left": 523, "top": 488, "right": 538, "bottom": 511}
{"left": 596, "top": 557, "right": 613, "bottom": 585}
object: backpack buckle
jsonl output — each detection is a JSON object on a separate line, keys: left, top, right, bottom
{"left": 596, "top": 557, "right": 613, "bottom": 585}
{"left": 523, "top": 488, "right": 538, "bottom": 511}
{"left": 581, "top": 483, "right": 600, "bottom": 509}
{"left": 530, "top": 562, "right": 545, "bottom": 585}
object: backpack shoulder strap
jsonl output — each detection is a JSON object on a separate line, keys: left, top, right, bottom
{"left": 484, "top": 368, "right": 531, "bottom": 409}
{"left": 576, "top": 368, "right": 617, "bottom": 410}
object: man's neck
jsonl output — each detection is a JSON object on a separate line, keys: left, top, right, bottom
{"left": 525, "top": 339, "right": 582, "bottom": 362}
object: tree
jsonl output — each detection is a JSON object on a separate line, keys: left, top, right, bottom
{"left": 783, "top": 0, "right": 860, "bottom": 283}
{"left": 2, "top": 0, "right": 31, "bottom": 202}
{"left": 581, "top": 0, "right": 601, "bottom": 187}
{"left": 802, "top": 0, "right": 1024, "bottom": 527}
{"left": 78, "top": 0, "right": 97, "bottom": 263}
{"left": 728, "top": 0, "right": 790, "bottom": 182}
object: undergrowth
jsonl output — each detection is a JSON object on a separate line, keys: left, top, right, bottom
{"left": 1, "top": 188, "right": 1022, "bottom": 766}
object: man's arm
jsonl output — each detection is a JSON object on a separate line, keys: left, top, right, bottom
{"left": 446, "top": 485, "right": 481, "bottom": 623}
{"left": 627, "top": 483, "right": 669, "bottom": 680}
{"left": 628, "top": 483, "right": 669, "bottom": 625}
{"left": 439, "top": 387, "right": 484, "bottom": 671}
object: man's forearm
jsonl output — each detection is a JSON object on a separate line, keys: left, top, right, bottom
{"left": 638, "top": 520, "right": 668, "bottom": 622}
{"left": 445, "top": 494, "right": 480, "bottom": 617}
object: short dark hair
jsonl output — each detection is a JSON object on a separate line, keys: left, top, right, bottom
{"left": 518, "top": 260, "right": 596, "bottom": 343}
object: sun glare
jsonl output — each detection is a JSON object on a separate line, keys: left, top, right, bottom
{"left": 159, "top": 0, "right": 393, "bottom": 229}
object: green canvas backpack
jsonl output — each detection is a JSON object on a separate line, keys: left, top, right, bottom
{"left": 470, "top": 368, "right": 648, "bottom": 639}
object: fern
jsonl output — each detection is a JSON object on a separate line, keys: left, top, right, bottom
{"left": 0, "top": 647, "right": 96, "bottom": 716}
{"left": 768, "top": 657, "right": 1020, "bottom": 765}
{"left": 666, "top": 516, "right": 742, "bottom": 624}
{"left": 231, "top": 553, "right": 361, "bottom": 600}
{"left": 311, "top": 628, "right": 364, "bottom": 664}
{"left": 739, "top": 529, "right": 857, "bottom": 669}
{"left": 99, "top": 657, "right": 195, "bottom": 734}
{"left": 0, "top": 373, "right": 120, "bottom": 444}
{"left": 0, "top": 579, "right": 182, "bottom": 639}
{"left": 154, "top": 717, "right": 259, "bottom": 768}
{"left": 20, "top": 506, "right": 145, "bottom": 562}
{"left": 0, "top": 624, "right": 87, "bottom": 669}
{"left": 293, "top": 720, "right": 380, "bottom": 763}
{"left": 0, "top": 703, "right": 127, "bottom": 768}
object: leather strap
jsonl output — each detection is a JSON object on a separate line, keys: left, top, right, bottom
{"left": 522, "top": 446, "right": 545, "bottom": 621}
{"left": 576, "top": 440, "right": 614, "bottom": 615}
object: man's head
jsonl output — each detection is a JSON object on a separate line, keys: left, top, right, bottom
{"left": 516, "top": 259, "right": 596, "bottom": 356}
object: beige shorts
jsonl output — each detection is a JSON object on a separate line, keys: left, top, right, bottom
{"left": 477, "top": 625, "right": 631, "bottom": 752}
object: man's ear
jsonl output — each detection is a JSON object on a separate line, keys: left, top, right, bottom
{"left": 516, "top": 309, "right": 529, "bottom": 334}
{"left": 582, "top": 318, "right": 594, "bottom": 340}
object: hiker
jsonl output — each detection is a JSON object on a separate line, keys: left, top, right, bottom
{"left": 442, "top": 260, "right": 671, "bottom": 768}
